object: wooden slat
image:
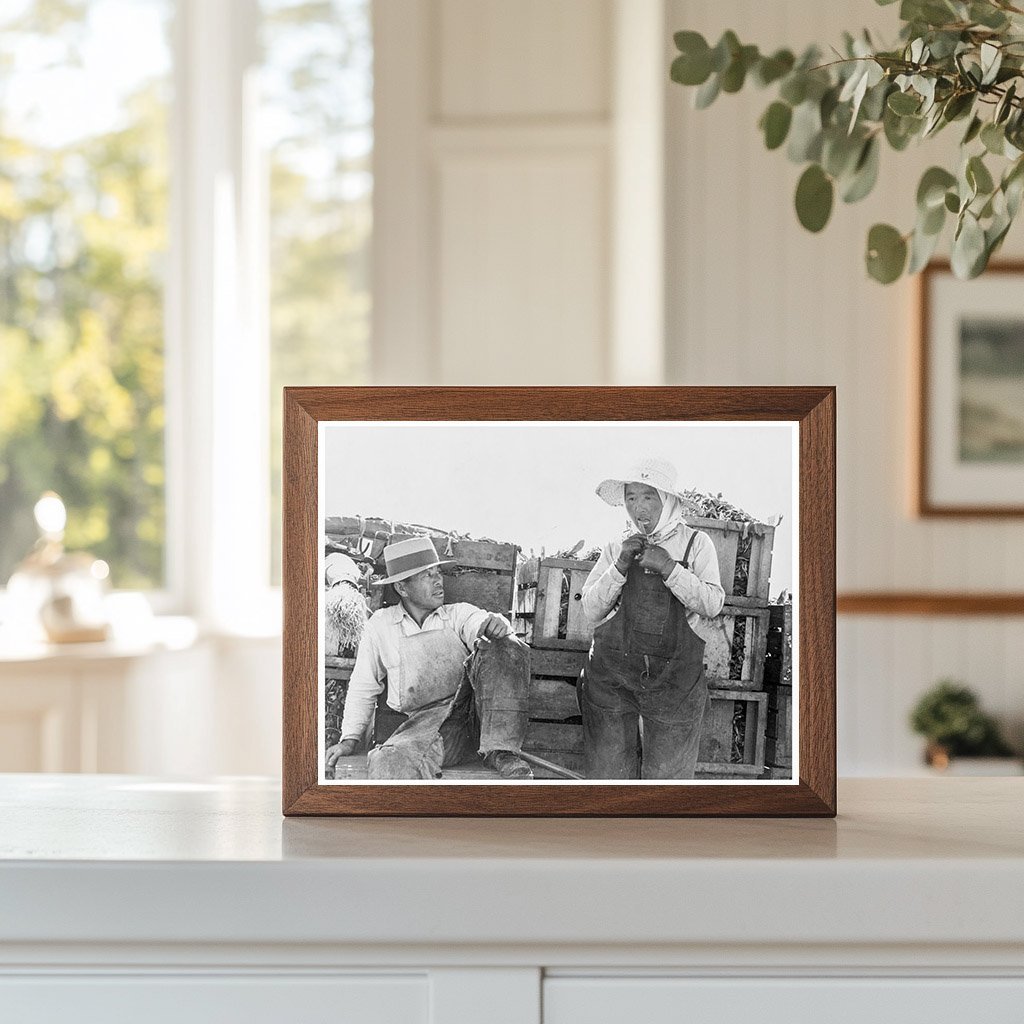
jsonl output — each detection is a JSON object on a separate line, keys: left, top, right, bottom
{"left": 525, "top": 721, "right": 584, "bottom": 755}
{"left": 528, "top": 677, "right": 580, "bottom": 720}
{"left": 751, "top": 524, "right": 776, "bottom": 600}
{"left": 534, "top": 564, "right": 564, "bottom": 643}
{"left": 565, "top": 568, "right": 592, "bottom": 642}
{"left": 694, "top": 605, "right": 771, "bottom": 689}
{"left": 697, "top": 697, "right": 734, "bottom": 764}
{"left": 541, "top": 557, "right": 598, "bottom": 571}
{"left": 696, "top": 763, "right": 766, "bottom": 778}
{"left": 716, "top": 530, "right": 740, "bottom": 601}
{"left": 529, "top": 636, "right": 593, "bottom": 651}
{"left": 324, "top": 656, "right": 357, "bottom": 671}
{"left": 441, "top": 539, "right": 517, "bottom": 572}
{"left": 529, "top": 647, "right": 588, "bottom": 678}
{"left": 442, "top": 572, "right": 515, "bottom": 614}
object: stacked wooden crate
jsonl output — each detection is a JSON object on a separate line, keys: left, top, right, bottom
{"left": 689, "top": 516, "right": 775, "bottom": 780}
{"left": 518, "top": 517, "right": 785, "bottom": 779}
{"left": 762, "top": 601, "right": 794, "bottom": 780}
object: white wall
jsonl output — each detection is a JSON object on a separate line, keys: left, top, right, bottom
{"left": 665, "top": 0, "right": 1024, "bottom": 771}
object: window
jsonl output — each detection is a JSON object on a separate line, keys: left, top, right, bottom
{"left": 261, "top": 0, "right": 372, "bottom": 582}
{"left": 1, "top": 0, "right": 373, "bottom": 618}
{"left": 0, "top": 0, "right": 173, "bottom": 589}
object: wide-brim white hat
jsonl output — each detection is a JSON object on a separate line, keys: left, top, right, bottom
{"left": 325, "top": 552, "right": 361, "bottom": 587}
{"left": 371, "top": 536, "right": 453, "bottom": 585}
{"left": 596, "top": 457, "right": 696, "bottom": 509}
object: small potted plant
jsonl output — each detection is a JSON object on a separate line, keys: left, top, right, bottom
{"left": 910, "top": 680, "right": 1020, "bottom": 773}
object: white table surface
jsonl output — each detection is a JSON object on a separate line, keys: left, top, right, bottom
{"left": 1, "top": 775, "right": 1022, "bottom": 953}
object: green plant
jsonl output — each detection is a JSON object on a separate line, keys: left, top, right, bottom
{"left": 670, "top": 0, "right": 1024, "bottom": 283}
{"left": 909, "top": 680, "right": 1015, "bottom": 756}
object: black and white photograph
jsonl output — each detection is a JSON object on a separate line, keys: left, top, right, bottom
{"left": 319, "top": 421, "right": 797, "bottom": 785}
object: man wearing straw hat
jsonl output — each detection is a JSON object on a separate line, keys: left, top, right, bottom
{"left": 580, "top": 457, "right": 725, "bottom": 779}
{"left": 326, "top": 536, "right": 534, "bottom": 780}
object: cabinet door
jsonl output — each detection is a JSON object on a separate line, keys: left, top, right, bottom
{"left": 544, "top": 977, "right": 1024, "bottom": 1024}
{"left": 0, "top": 974, "right": 428, "bottom": 1024}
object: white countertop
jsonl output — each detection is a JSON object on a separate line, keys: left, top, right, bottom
{"left": 1, "top": 775, "right": 1022, "bottom": 952}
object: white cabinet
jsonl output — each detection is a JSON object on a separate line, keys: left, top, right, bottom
{"left": 1, "top": 777, "right": 1022, "bottom": 1024}
{"left": 0, "top": 975, "right": 428, "bottom": 1024}
{"left": 544, "top": 977, "right": 1024, "bottom": 1024}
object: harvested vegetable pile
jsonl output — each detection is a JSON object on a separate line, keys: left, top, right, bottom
{"left": 679, "top": 490, "right": 755, "bottom": 523}
{"left": 325, "top": 582, "right": 368, "bottom": 656}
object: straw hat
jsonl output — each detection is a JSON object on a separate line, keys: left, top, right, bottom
{"left": 371, "top": 536, "right": 452, "bottom": 585}
{"left": 596, "top": 457, "right": 694, "bottom": 508}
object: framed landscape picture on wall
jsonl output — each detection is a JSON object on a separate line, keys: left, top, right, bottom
{"left": 282, "top": 387, "right": 836, "bottom": 817}
{"left": 918, "top": 262, "right": 1024, "bottom": 516}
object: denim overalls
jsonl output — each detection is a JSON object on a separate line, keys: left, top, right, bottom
{"left": 580, "top": 532, "right": 710, "bottom": 779}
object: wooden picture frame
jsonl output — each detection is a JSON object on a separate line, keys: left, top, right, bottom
{"left": 916, "top": 261, "right": 1024, "bottom": 517}
{"left": 283, "top": 387, "right": 836, "bottom": 816}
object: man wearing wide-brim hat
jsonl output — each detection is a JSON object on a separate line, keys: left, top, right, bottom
{"left": 326, "top": 536, "right": 533, "bottom": 780}
{"left": 580, "top": 457, "right": 725, "bottom": 779}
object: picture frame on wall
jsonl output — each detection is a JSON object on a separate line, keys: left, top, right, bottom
{"left": 917, "top": 261, "right": 1024, "bottom": 517}
{"left": 282, "top": 387, "right": 836, "bottom": 817}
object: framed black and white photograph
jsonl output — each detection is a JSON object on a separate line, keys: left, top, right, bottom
{"left": 283, "top": 387, "right": 835, "bottom": 816}
{"left": 918, "top": 262, "right": 1024, "bottom": 517}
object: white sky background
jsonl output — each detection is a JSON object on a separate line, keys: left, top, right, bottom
{"left": 323, "top": 422, "right": 796, "bottom": 597}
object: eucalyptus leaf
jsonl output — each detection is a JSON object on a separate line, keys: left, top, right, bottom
{"left": 866, "top": 223, "right": 908, "bottom": 283}
{"left": 995, "top": 82, "right": 1017, "bottom": 124}
{"left": 908, "top": 221, "right": 943, "bottom": 273}
{"left": 671, "top": 33, "right": 713, "bottom": 87}
{"left": 754, "top": 49, "right": 795, "bottom": 87}
{"left": 951, "top": 212, "right": 986, "bottom": 278}
{"left": 779, "top": 74, "right": 808, "bottom": 106}
{"left": 888, "top": 91, "right": 921, "bottom": 115}
{"left": 842, "top": 137, "right": 880, "bottom": 203}
{"left": 967, "top": 154, "right": 995, "bottom": 195}
{"left": 787, "top": 101, "right": 824, "bottom": 162}
{"left": 970, "top": 2, "right": 1009, "bottom": 30}
{"left": 981, "top": 122, "right": 1005, "bottom": 155}
{"left": 822, "top": 129, "right": 863, "bottom": 178}
{"left": 694, "top": 73, "right": 721, "bottom": 109}
{"left": 944, "top": 190, "right": 961, "bottom": 213}
{"left": 921, "top": 200, "right": 946, "bottom": 235}
{"left": 917, "top": 166, "right": 957, "bottom": 209}
{"left": 962, "top": 115, "right": 983, "bottom": 145}
{"left": 981, "top": 42, "right": 1002, "bottom": 86}
{"left": 760, "top": 101, "right": 793, "bottom": 150}
{"left": 795, "top": 164, "right": 834, "bottom": 232}
{"left": 710, "top": 31, "right": 740, "bottom": 73}
{"left": 942, "top": 92, "right": 974, "bottom": 122}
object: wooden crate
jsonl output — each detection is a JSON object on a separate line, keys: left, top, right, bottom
{"left": 531, "top": 558, "right": 595, "bottom": 650}
{"left": 684, "top": 515, "right": 775, "bottom": 605}
{"left": 692, "top": 602, "right": 771, "bottom": 690}
{"left": 765, "top": 684, "right": 793, "bottom": 768}
{"left": 764, "top": 602, "right": 793, "bottom": 688}
{"left": 697, "top": 688, "right": 767, "bottom": 773}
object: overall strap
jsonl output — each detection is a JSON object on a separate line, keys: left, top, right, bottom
{"left": 681, "top": 531, "right": 700, "bottom": 570}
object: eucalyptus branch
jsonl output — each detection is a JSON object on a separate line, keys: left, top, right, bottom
{"left": 670, "top": 3, "right": 1024, "bottom": 283}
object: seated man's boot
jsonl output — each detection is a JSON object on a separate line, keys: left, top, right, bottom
{"left": 483, "top": 749, "right": 534, "bottom": 779}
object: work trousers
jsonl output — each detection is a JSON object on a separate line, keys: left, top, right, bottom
{"left": 367, "top": 636, "right": 531, "bottom": 780}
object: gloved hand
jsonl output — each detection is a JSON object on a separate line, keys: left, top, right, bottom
{"left": 615, "top": 534, "right": 646, "bottom": 574}
{"left": 638, "top": 543, "right": 676, "bottom": 578}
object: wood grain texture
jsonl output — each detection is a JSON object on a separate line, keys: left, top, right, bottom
{"left": 916, "top": 260, "right": 1024, "bottom": 518}
{"left": 838, "top": 592, "right": 1024, "bottom": 615}
{"left": 282, "top": 386, "right": 836, "bottom": 817}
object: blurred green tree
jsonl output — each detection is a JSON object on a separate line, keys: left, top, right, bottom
{"left": 0, "top": 0, "right": 170, "bottom": 588}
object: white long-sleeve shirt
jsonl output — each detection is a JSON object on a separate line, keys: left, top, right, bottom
{"left": 581, "top": 524, "right": 726, "bottom": 629}
{"left": 339, "top": 602, "right": 493, "bottom": 742}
